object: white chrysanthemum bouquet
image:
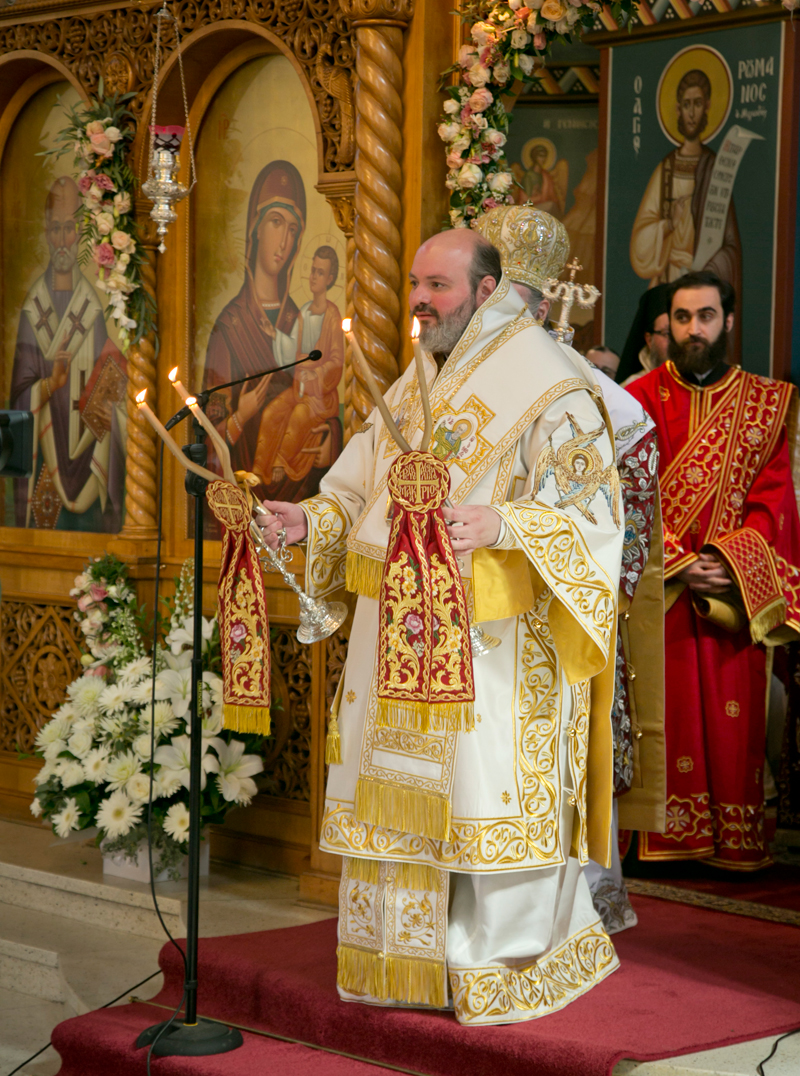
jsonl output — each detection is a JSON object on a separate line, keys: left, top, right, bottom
{"left": 30, "top": 555, "right": 265, "bottom": 878}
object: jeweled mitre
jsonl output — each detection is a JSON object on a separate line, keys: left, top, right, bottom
{"left": 472, "top": 204, "right": 570, "bottom": 291}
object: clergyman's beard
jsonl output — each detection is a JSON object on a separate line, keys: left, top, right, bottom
{"left": 669, "top": 326, "right": 728, "bottom": 376}
{"left": 415, "top": 294, "right": 477, "bottom": 355}
{"left": 50, "top": 245, "right": 77, "bottom": 274}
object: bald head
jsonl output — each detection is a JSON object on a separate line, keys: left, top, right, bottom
{"left": 45, "top": 176, "right": 81, "bottom": 276}
{"left": 409, "top": 228, "right": 502, "bottom": 355}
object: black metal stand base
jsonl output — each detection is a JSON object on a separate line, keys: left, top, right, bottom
{"left": 136, "top": 1017, "right": 244, "bottom": 1056}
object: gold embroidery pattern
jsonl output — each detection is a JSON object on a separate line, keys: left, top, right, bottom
{"left": 711, "top": 802, "right": 766, "bottom": 853}
{"left": 302, "top": 494, "right": 352, "bottom": 598}
{"left": 346, "top": 690, "right": 357, "bottom": 704}
{"left": 677, "top": 756, "right": 694, "bottom": 773}
{"left": 660, "top": 376, "right": 741, "bottom": 542}
{"left": 499, "top": 504, "right": 615, "bottom": 653}
{"left": 725, "top": 700, "right": 740, "bottom": 717}
{"left": 570, "top": 680, "right": 590, "bottom": 863}
{"left": 518, "top": 603, "right": 562, "bottom": 862}
{"left": 662, "top": 793, "right": 713, "bottom": 841}
{"left": 339, "top": 856, "right": 385, "bottom": 950}
{"left": 708, "top": 376, "right": 792, "bottom": 537}
{"left": 449, "top": 920, "right": 617, "bottom": 1025}
{"left": 373, "top": 727, "right": 445, "bottom": 762}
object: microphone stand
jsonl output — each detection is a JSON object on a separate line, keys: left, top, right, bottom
{"left": 136, "top": 410, "right": 243, "bottom": 1058}
{"left": 165, "top": 349, "right": 322, "bottom": 431}
{"left": 138, "top": 348, "right": 322, "bottom": 1055}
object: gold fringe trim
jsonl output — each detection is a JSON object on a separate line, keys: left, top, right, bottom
{"left": 386, "top": 954, "right": 447, "bottom": 1008}
{"left": 394, "top": 861, "right": 441, "bottom": 893}
{"left": 223, "top": 703, "right": 271, "bottom": 736}
{"left": 348, "top": 857, "right": 382, "bottom": 885}
{"left": 376, "top": 697, "right": 474, "bottom": 734}
{"left": 325, "top": 714, "right": 342, "bottom": 764}
{"left": 750, "top": 597, "right": 787, "bottom": 644}
{"left": 355, "top": 776, "right": 452, "bottom": 842}
{"left": 345, "top": 551, "right": 384, "bottom": 600}
{"left": 337, "top": 944, "right": 387, "bottom": 999}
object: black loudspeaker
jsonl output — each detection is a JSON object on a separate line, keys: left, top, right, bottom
{"left": 0, "top": 411, "right": 34, "bottom": 477}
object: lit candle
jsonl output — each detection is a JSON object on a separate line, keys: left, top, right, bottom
{"left": 342, "top": 318, "right": 411, "bottom": 453}
{"left": 135, "top": 389, "right": 218, "bottom": 482}
{"left": 411, "top": 316, "right": 433, "bottom": 449}
{"left": 185, "top": 396, "right": 235, "bottom": 484}
{"left": 168, "top": 366, "right": 190, "bottom": 403}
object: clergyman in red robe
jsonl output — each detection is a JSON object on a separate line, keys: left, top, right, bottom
{"left": 626, "top": 270, "right": 800, "bottom": 870}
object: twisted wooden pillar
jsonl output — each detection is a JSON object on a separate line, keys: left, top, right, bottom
{"left": 118, "top": 206, "right": 159, "bottom": 538}
{"left": 340, "top": 0, "right": 414, "bottom": 436}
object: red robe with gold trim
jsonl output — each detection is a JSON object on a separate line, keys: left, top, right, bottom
{"left": 627, "top": 361, "right": 800, "bottom": 869}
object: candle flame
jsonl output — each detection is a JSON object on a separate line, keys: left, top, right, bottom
{"left": 135, "top": 389, "right": 147, "bottom": 404}
{"left": 411, "top": 316, "right": 421, "bottom": 340}
{"left": 341, "top": 318, "right": 351, "bottom": 333}
{"left": 168, "top": 367, "right": 178, "bottom": 382}
{"left": 186, "top": 396, "right": 197, "bottom": 406}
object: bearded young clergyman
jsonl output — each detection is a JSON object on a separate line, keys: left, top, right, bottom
{"left": 259, "top": 227, "right": 627, "bottom": 1023}
{"left": 626, "top": 270, "right": 800, "bottom": 869}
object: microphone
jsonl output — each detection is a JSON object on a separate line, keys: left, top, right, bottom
{"left": 163, "top": 350, "right": 323, "bottom": 431}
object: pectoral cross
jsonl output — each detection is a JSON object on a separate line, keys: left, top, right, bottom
{"left": 33, "top": 297, "right": 54, "bottom": 341}
{"left": 63, "top": 300, "right": 90, "bottom": 350}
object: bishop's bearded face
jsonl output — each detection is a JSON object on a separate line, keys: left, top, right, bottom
{"left": 413, "top": 293, "right": 477, "bottom": 355}
{"left": 46, "top": 211, "right": 79, "bottom": 275}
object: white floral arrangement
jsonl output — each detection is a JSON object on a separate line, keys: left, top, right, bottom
{"left": 30, "top": 556, "right": 265, "bottom": 878}
{"left": 439, "top": 0, "right": 633, "bottom": 226}
{"left": 50, "top": 82, "right": 156, "bottom": 351}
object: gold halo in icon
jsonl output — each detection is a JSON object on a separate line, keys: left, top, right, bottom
{"left": 656, "top": 45, "right": 733, "bottom": 147}
{"left": 521, "top": 137, "right": 557, "bottom": 172}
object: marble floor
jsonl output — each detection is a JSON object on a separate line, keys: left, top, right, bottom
{"left": 0, "top": 819, "right": 797, "bottom": 1076}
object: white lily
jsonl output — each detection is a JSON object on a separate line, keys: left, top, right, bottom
{"left": 166, "top": 615, "right": 215, "bottom": 656}
{"left": 155, "top": 666, "right": 192, "bottom": 719}
{"left": 154, "top": 734, "right": 223, "bottom": 792}
{"left": 214, "top": 739, "right": 263, "bottom": 805}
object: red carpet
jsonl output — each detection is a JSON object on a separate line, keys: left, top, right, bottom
{"left": 53, "top": 895, "right": 800, "bottom": 1076}
{"left": 51, "top": 1003, "right": 408, "bottom": 1075}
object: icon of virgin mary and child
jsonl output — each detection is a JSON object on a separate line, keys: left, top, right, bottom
{"left": 203, "top": 160, "right": 344, "bottom": 515}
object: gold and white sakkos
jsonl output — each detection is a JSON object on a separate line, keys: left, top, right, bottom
{"left": 299, "top": 276, "right": 625, "bottom": 1025}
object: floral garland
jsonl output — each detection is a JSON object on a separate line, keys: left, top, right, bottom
{"left": 439, "top": 0, "right": 635, "bottom": 226}
{"left": 51, "top": 82, "right": 156, "bottom": 351}
{"left": 30, "top": 556, "right": 265, "bottom": 879}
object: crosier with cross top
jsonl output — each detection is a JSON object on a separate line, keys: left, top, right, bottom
{"left": 543, "top": 257, "right": 601, "bottom": 344}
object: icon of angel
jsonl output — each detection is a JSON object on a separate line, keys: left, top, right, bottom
{"left": 533, "top": 413, "right": 621, "bottom": 527}
{"left": 511, "top": 137, "right": 568, "bottom": 218}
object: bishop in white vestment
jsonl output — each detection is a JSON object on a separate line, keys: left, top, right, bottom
{"left": 260, "top": 229, "right": 625, "bottom": 1025}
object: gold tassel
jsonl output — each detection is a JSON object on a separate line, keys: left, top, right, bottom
{"left": 325, "top": 667, "right": 346, "bottom": 765}
{"left": 394, "top": 861, "right": 441, "bottom": 893}
{"left": 325, "top": 714, "right": 342, "bottom": 764}
{"left": 750, "top": 597, "right": 787, "bottom": 644}
{"left": 386, "top": 954, "right": 447, "bottom": 1008}
{"left": 223, "top": 704, "right": 271, "bottom": 736}
{"left": 355, "top": 776, "right": 452, "bottom": 842}
{"left": 345, "top": 551, "right": 384, "bottom": 600}
{"left": 376, "top": 697, "right": 474, "bottom": 734}
{"left": 348, "top": 857, "right": 382, "bottom": 885}
{"left": 337, "top": 944, "right": 387, "bottom": 999}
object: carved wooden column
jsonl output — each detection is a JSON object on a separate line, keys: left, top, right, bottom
{"left": 325, "top": 194, "right": 357, "bottom": 440}
{"left": 339, "top": 0, "right": 414, "bottom": 437}
{"left": 118, "top": 205, "right": 159, "bottom": 541}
